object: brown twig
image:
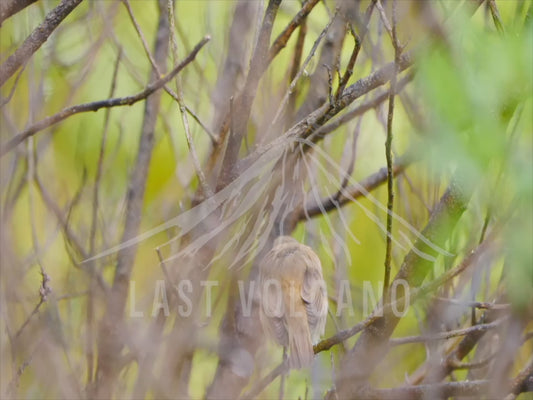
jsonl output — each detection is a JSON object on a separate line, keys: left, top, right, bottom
{"left": 389, "top": 318, "right": 508, "bottom": 346}
{"left": 286, "top": 17, "right": 307, "bottom": 124}
{"left": 270, "top": 12, "right": 337, "bottom": 128}
{"left": 359, "top": 379, "right": 496, "bottom": 400}
{"left": 268, "top": 0, "right": 320, "bottom": 62}
{"left": 300, "top": 156, "right": 411, "bottom": 220}
{"left": 239, "top": 53, "right": 413, "bottom": 174}
{"left": 433, "top": 297, "right": 510, "bottom": 310}
{"left": 0, "top": 36, "right": 210, "bottom": 157}
{"left": 504, "top": 356, "right": 533, "bottom": 399}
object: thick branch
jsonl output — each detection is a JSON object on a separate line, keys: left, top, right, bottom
{"left": 335, "top": 175, "right": 472, "bottom": 397}
{"left": 218, "top": 0, "right": 282, "bottom": 187}
{"left": 0, "top": 0, "right": 83, "bottom": 88}
{"left": 0, "top": 0, "right": 38, "bottom": 26}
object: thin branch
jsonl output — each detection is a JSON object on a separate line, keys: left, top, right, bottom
{"left": 0, "top": 65, "right": 26, "bottom": 108}
{"left": 167, "top": 0, "right": 213, "bottom": 199}
{"left": 0, "top": 36, "right": 210, "bottom": 157}
{"left": 122, "top": 0, "right": 218, "bottom": 147}
{"left": 487, "top": 0, "right": 504, "bottom": 33}
{"left": 300, "top": 155, "right": 411, "bottom": 220}
{"left": 382, "top": 0, "right": 400, "bottom": 297}
{"left": 334, "top": 2, "right": 376, "bottom": 99}
{"left": 270, "top": 12, "right": 337, "bottom": 128}
{"left": 13, "top": 299, "right": 44, "bottom": 340}
{"left": 389, "top": 318, "right": 507, "bottom": 346}
{"left": 433, "top": 297, "right": 510, "bottom": 310}
{"left": 335, "top": 28, "right": 361, "bottom": 99}
{"left": 335, "top": 174, "right": 473, "bottom": 397}
{"left": 239, "top": 53, "right": 413, "bottom": 173}
{"left": 286, "top": 17, "right": 307, "bottom": 123}
{"left": 448, "top": 352, "right": 497, "bottom": 370}
{"left": 504, "top": 356, "right": 533, "bottom": 400}
{"left": 239, "top": 361, "right": 289, "bottom": 399}
{"left": 312, "top": 72, "right": 413, "bottom": 140}
{"left": 360, "top": 380, "right": 496, "bottom": 400}
{"left": 0, "top": 0, "right": 83, "bottom": 88}
{"left": 183, "top": 104, "right": 218, "bottom": 144}
{"left": 268, "top": 0, "right": 320, "bottom": 61}
{"left": 89, "top": 48, "right": 122, "bottom": 255}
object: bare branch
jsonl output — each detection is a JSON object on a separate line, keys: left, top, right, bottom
{"left": 357, "top": 380, "right": 497, "bottom": 400}
{"left": 0, "top": 0, "right": 83, "bottom": 88}
{"left": 383, "top": 0, "right": 400, "bottom": 297}
{"left": 334, "top": 175, "right": 473, "bottom": 397}
{"left": 95, "top": 2, "right": 171, "bottom": 396}
{"left": 218, "top": 0, "right": 282, "bottom": 187}
{"left": 0, "top": 36, "right": 210, "bottom": 157}
{"left": 268, "top": 0, "right": 320, "bottom": 61}
{"left": 389, "top": 318, "right": 508, "bottom": 346}
{"left": 300, "top": 156, "right": 411, "bottom": 220}
{"left": 0, "top": 0, "right": 38, "bottom": 26}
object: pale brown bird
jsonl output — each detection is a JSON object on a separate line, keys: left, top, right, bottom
{"left": 258, "top": 236, "right": 328, "bottom": 369}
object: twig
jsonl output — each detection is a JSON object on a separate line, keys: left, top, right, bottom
{"left": 0, "top": 36, "right": 210, "bottom": 157}
{"left": 331, "top": 119, "right": 361, "bottom": 204}
{"left": 361, "top": 379, "right": 496, "bottom": 399}
{"left": 286, "top": 17, "right": 307, "bottom": 123}
{"left": 167, "top": 0, "right": 213, "bottom": 199}
{"left": 487, "top": 0, "right": 504, "bottom": 33}
{"left": 300, "top": 156, "right": 411, "bottom": 220}
{"left": 278, "top": 347, "right": 287, "bottom": 400}
{"left": 270, "top": 12, "right": 337, "bottom": 128}
{"left": 448, "top": 351, "right": 497, "bottom": 370}
{"left": 382, "top": 0, "right": 400, "bottom": 297}
{"left": 268, "top": 0, "right": 320, "bottom": 61}
{"left": 334, "top": 175, "right": 473, "bottom": 397}
{"left": 334, "top": 2, "right": 375, "bottom": 98}
{"left": 122, "top": 0, "right": 218, "bottom": 147}
{"left": 504, "top": 356, "right": 533, "bottom": 399}
{"left": 94, "top": 4, "right": 172, "bottom": 396}
{"left": 433, "top": 297, "right": 510, "bottom": 310}
{"left": 0, "top": 0, "right": 83, "bottom": 87}
{"left": 239, "top": 361, "right": 289, "bottom": 399}
{"left": 239, "top": 53, "right": 413, "bottom": 173}
{"left": 389, "top": 318, "right": 507, "bottom": 346}
{"left": 312, "top": 72, "right": 413, "bottom": 140}
{"left": 13, "top": 299, "right": 44, "bottom": 340}
{"left": 90, "top": 48, "right": 122, "bottom": 255}
{"left": 335, "top": 27, "right": 360, "bottom": 99}
{"left": 0, "top": 65, "right": 26, "bottom": 107}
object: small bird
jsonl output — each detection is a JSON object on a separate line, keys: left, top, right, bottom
{"left": 258, "top": 236, "right": 328, "bottom": 369}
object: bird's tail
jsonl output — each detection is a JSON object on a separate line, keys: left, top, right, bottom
{"left": 288, "top": 319, "right": 314, "bottom": 369}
